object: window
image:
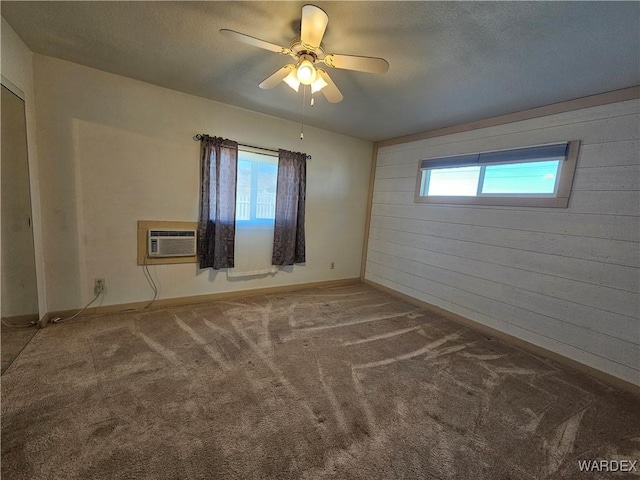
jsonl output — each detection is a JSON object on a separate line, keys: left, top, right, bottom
{"left": 232, "top": 150, "right": 279, "bottom": 278}
{"left": 236, "top": 151, "right": 278, "bottom": 223}
{"left": 415, "top": 141, "right": 580, "bottom": 207}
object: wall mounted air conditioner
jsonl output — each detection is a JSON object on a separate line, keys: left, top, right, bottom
{"left": 148, "top": 229, "right": 196, "bottom": 257}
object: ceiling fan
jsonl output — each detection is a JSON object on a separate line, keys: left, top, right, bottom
{"left": 220, "top": 4, "right": 389, "bottom": 104}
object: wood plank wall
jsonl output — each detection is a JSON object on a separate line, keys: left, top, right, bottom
{"left": 366, "top": 98, "right": 640, "bottom": 385}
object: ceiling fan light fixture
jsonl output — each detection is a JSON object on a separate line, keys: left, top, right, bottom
{"left": 283, "top": 70, "right": 301, "bottom": 92}
{"left": 296, "top": 57, "right": 316, "bottom": 85}
{"left": 221, "top": 4, "right": 387, "bottom": 107}
{"left": 311, "top": 76, "right": 328, "bottom": 94}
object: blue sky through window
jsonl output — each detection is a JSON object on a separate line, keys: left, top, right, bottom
{"left": 481, "top": 160, "right": 560, "bottom": 194}
{"left": 424, "top": 159, "right": 561, "bottom": 197}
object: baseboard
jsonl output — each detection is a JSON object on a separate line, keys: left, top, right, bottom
{"left": 1, "top": 313, "right": 39, "bottom": 326}
{"left": 364, "top": 279, "right": 640, "bottom": 397}
{"left": 42, "top": 278, "right": 361, "bottom": 327}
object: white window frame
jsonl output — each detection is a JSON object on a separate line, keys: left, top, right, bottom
{"left": 414, "top": 140, "right": 580, "bottom": 208}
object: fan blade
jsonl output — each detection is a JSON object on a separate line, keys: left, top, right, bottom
{"left": 316, "top": 69, "right": 343, "bottom": 103}
{"left": 259, "top": 65, "right": 295, "bottom": 89}
{"left": 300, "top": 4, "right": 329, "bottom": 50}
{"left": 220, "top": 29, "right": 289, "bottom": 54}
{"left": 324, "top": 54, "right": 389, "bottom": 74}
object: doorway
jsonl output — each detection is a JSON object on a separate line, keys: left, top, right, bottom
{"left": 1, "top": 83, "right": 39, "bottom": 373}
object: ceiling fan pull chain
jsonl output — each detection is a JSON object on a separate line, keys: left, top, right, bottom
{"left": 300, "top": 86, "right": 306, "bottom": 140}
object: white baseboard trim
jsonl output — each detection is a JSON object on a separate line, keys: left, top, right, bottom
{"left": 40, "top": 278, "right": 361, "bottom": 327}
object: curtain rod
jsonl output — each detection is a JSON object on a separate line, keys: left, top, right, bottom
{"left": 193, "top": 134, "right": 311, "bottom": 160}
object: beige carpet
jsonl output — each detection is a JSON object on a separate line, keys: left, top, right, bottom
{"left": 1, "top": 325, "right": 38, "bottom": 374}
{"left": 1, "top": 283, "right": 638, "bottom": 479}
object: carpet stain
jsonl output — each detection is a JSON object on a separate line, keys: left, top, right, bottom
{"left": 353, "top": 331, "right": 466, "bottom": 370}
{"left": 545, "top": 409, "right": 586, "bottom": 476}
{"left": 173, "top": 314, "right": 231, "bottom": 371}
{"left": 343, "top": 326, "right": 423, "bottom": 346}
{"left": 298, "top": 309, "right": 419, "bottom": 332}
{"left": 137, "top": 331, "right": 181, "bottom": 366}
{"left": 201, "top": 317, "right": 241, "bottom": 350}
{"left": 309, "top": 343, "right": 349, "bottom": 435}
{"left": 229, "top": 317, "right": 323, "bottom": 431}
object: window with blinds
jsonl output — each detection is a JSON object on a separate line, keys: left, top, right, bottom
{"left": 415, "top": 141, "right": 580, "bottom": 208}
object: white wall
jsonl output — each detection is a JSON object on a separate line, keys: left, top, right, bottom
{"left": 33, "top": 55, "right": 372, "bottom": 312}
{"left": 366, "top": 99, "right": 640, "bottom": 385}
{"left": 1, "top": 18, "right": 47, "bottom": 319}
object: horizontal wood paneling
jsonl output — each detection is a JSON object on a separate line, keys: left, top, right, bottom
{"left": 572, "top": 165, "right": 640, "bottom": 191}
{"left": 378, "top": 98, "right": 640, "bottom": 154}
{"left": 378, "top": 89, "right": 640, "bottom": 149}
{"left": 373, "top": 190, "right": 640, "bottom": 216}
{"left": 368, "top": 222, "right": 639, "bottom": 290}
{"left": 366, "top": 246, "right": 637, "bottom": 339}
{"left": 375, "top": 165, "right": 640, "bottom": 192}
{"left": 371, "top": 203, "right": 639, "bottom": 242}
{"left": 367, "top": 236, "right": 638, "bottom": 318}
{"left": 577, "top": 140, "right": 640, "bottom": 168}
{"left": 367, "top": 261, "right": 639, "bottom": 370}
{"left": 375, "top": 139, "right": 640, "bottom": 179}
{"left": 366, "top": 99, "right": 640, "bottom": 385}
{"left": 377, "top": 112, "right": 639, "bottom": 167}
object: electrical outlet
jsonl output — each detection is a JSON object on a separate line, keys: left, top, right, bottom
{"left": 330, "top": 262, "right": 335, "bottom": 270}
{"left": 95, "top": 278, "right": 105, "bottom": 294}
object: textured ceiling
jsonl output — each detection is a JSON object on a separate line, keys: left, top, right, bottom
{"left": 2, "top": 1, "right": 639, "bottom": 141}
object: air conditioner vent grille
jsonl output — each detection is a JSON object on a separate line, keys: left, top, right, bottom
{"left": 149, "top": 230, "right": 195, "bottom": 237}
{"left": 148, "top": 229, "right": 197, "bottom": 257}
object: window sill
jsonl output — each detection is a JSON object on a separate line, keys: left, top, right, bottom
{"left": 236, "top": 220, "right": 276, "bottom": 228}
{"left": 413, "top": 195, "right": 569, "bottom": 208}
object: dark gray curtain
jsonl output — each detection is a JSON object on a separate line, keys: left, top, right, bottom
{"left": 272, "top": 149, "right": 306, "bottom": 265}
{"left": 198, "top": 135, "right": 238, "bottom": 269}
